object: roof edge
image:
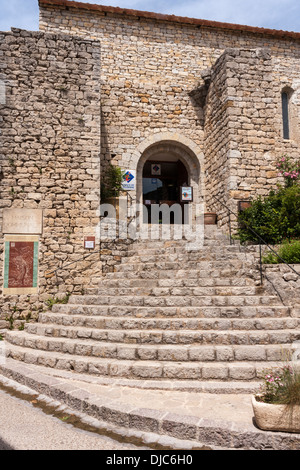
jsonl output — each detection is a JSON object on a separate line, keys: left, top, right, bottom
{"left": 38, "top": 0, "right": 300, "bottom": 40}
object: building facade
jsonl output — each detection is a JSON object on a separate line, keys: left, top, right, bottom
{"left": 0, "top": 0, "right": 300, "bottom": 326}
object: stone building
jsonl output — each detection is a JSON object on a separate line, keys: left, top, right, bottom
{"left": 0, "top": 0, "right": 300, "bottom": 325}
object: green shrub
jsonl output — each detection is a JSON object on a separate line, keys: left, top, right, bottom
{"left": 280, "top": 185, "right": 300, "bottom": 238}
{"left": 46, "top": 293, "right": 71, "bottom": 310}
{"left": 101, "top": 164, "right": 124, "bottom": 201}
{"left": 262, "top": 240, "right": 300, "bottom": 264}
{"left": 238, "top": 185, "right": 300, "bottom": 245}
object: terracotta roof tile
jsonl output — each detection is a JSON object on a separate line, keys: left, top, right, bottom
{"left": 38, "top": 0, "right": 300, "bottom": 40}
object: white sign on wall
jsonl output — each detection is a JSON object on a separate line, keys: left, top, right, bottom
{"left": 180, "top": 186, "right": 193, "bottom": 202}
{"left": 122, "top": 170, "right": 136, "bottom": 191}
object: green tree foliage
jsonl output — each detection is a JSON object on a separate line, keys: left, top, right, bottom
{"left": 262, "top": 240, "right": 300, "bottom": 264}
{"left": 238, "top": 185, "right": 300, "bottom": 245}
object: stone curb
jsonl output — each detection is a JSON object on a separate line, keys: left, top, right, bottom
{"left": 0, "top": 359, "right": 299, "bottom": 450}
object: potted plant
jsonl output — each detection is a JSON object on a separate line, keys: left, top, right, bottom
{"left": 252, "top": 364, "right": 300, "bottom": 433}
{"left": 101, "top": 164, "right": 127, "bottom": 219}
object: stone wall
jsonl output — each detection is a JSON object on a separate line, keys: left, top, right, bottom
{"left": 0, "top": 28, "right": 101, "bottom": 328}
{"left": 39, "top": 1, "right": 300, "bottom": 230}
{"left": 1, "top": 2, "right": 300, "bottom": 328}
{"left": 202, "top": 52, "right": 233, "bottom": 227}
{"left": 204, "top": 47, "right": 300, "bottom": 227}
{"left": 264, "top": 264, "right": 300, "bottom": 311}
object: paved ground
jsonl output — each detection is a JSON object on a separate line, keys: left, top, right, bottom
{"left": 0, "top": 358, "right": 299, "bottom": 450}
{"left": 37, "top": 373, "right": 255, "bottom": 425}
{"left": 0, "top": 388, "right": 149, "bottom": 451}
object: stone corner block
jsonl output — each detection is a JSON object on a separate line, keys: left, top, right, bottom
{"left": 129, "top": 407, "right": 163, "bottom": 433}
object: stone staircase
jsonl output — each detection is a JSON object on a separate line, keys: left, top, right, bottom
{"left": 4, "top": 227, "right": 300, "bottom": 390}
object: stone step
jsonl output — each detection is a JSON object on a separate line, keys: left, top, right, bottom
{"left": 39, "top": 312, "right": 300, "bottom": 332}
{"left": 25, "top": 323, "right": 300, "bottom": 347}
{"left": 94, "top": 277, "right": 256, "bottom": 289}
{"left": 124, "top": 246, "right": 249, "bottom": 260}
{"left": 5, "top": 331, "right": 293, "bottom": 363}
{"left": 127, "top": 235, "right": 233, "bottom": 247}
{"left": 127, "top": 238, "right": 246, "bottom": 257}
{"left": 113, "top": 259, "right": 254, "bottom": 272}
{"left": 125, "top": 248, "right": 210, "bottom": 257}
{"left": 51, "top": 304, "right": 290, "bottom": 319}
{"left": 200, "top": 239, "right": 226, "bottom": 246}
{"left": 127, "top": 235, "right": 248, "bottom": 244}
{"left": 5, "top": 230, "right": 290, "bottom": 386}
{"left": 87, "top": 285, "right": 264, "bottom": 297}
{"left": 103, "top": 269, "right": 257, "bottom": 280}
{"left": 4, "top": 341, "right": 288, "bottom": 381}
{"left": 67, "top": 294, "right": 280, "bottom": 307}
{"left": 125, "top": 247, "right": 234, "bottom": 259}
{"left": 128, "top": 235, "right": 231, "bottom": 251}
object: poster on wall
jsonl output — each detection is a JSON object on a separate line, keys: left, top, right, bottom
{"left": 122, "top": 170, "right": 136, "bottom": 191}
{"left": 180, "top": 186, "right": 193, "bottom": 202}
{"left": 3, "top": 236, "right": 39, "bottom": 294}
{"left": 151, "top": 164, "right": 161, "bottom": 176}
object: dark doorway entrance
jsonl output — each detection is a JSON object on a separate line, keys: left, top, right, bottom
{"left": 142, "top": 159, "right": 189, "bottom": 224}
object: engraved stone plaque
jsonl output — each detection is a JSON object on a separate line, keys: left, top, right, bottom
{"left": 3, "top": 209, "right": 43, "bottom": 235}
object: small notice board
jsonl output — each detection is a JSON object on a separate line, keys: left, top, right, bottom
{"left": 180, "top": 186, "right": 193, "bottom": 202}
{"left": 84, "top": 237, "right": 96, "bottom": 250}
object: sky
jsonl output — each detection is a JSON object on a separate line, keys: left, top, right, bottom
{"left": 0, "top": 0, "right": 299, "bottom": 33}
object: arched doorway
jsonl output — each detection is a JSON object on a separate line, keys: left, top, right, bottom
{"left": 135, "top": 136, "right": 203, "bottom": 229}
{"left": 142, "top": 157, "right": 189, "bottom": 224}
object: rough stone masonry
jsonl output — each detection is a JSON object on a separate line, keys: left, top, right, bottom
{"left": 0, "top": 27, "right": 101, "bottom": 326}
{"left": 0, "top": 0, "right": 300, "bottom": 326}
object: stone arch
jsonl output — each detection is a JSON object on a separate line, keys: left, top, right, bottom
{"left": 132, "top": 132, "right": 205, "bottom": 225}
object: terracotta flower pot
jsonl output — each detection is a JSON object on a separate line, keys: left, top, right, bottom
{"left": 204, "top": 212, "right": 217, "bottom": 225}
{"left": 252, "top": 395, "right": 300, "bottom": 433}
